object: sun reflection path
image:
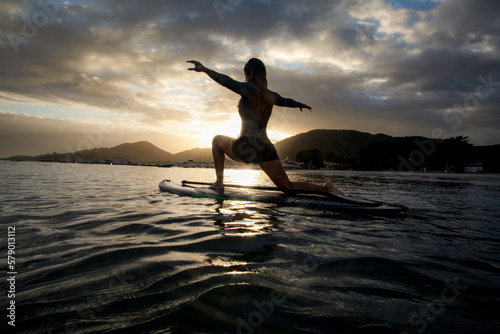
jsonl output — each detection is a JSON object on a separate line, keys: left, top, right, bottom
{"left": 215, "top": 202, "right": 278, "bottom": 237}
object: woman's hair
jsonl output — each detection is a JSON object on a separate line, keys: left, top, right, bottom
{"left": 244, "top": 58, "right": 268, "bottom": 89}
{"left": 242, "top": 58, "right": 274, "bottom": 110}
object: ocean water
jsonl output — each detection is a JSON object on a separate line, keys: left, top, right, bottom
{"left": 1, "top": 161, "right": 499, "bottom": 334}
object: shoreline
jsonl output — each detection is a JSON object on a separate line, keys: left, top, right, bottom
{"left": 3, "top": 160, "right": 500, "bottom": 182}
{"left": 289, "top": 169, "right": 500, "bottom": 181}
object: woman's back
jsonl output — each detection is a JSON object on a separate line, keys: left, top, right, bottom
{"left": 237, "top": 85, "right": 275, "bottom": 140}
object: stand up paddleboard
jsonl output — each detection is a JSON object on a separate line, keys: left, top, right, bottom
{"left": 159, "top": 180, "right": 407, "bottom": 215}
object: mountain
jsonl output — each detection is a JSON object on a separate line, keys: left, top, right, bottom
{"left": 274, "top": 129, "right": 394, "bottom": 160}
{"left": 172, "top": 148, "right": 213, "bottom": 163}
{"left": 1, "top": 141, "right": 213, "bottom": 163}
{"left": 16, "top": 141, "right": 176, "bottom": 163}
{"left": 275, "top": 130, "right": 500, "bottom": 172}
{"left": 80, "top": 141, "right": 175, "bottom": 162}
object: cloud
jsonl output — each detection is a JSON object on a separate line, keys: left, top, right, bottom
{"left": 0, "top": 0, "right": 499, "bottom": 159}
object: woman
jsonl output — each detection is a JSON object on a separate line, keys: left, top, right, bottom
{"left": 187, "top": 58, "right": 344, "bottom": 195}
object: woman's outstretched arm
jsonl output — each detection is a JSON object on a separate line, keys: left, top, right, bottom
{"left": 187, "top": 60, "right": 249, "bottom": 96}
{"left": 273, "top": 92, "right": 312, "bottom": 112}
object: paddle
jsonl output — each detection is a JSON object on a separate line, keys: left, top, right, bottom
{"left": 181, "top": 180, "right": 381, "bottom": 206}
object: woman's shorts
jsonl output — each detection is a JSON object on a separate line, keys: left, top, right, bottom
{"left": 232, "top": 136, "right": 279, "bottom": 164}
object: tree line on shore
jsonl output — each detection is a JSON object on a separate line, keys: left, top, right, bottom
{"left": 294, "top": 136, "right": 500, "bottom": 172}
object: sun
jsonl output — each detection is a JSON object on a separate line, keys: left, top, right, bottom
{"left": 197, "top": 113, "right": 241, "bottom": 147}
{"left": 198, "top": 114, "right": 290, "bottom": 147}
{"left": 197, "top": 113, "right": 291, "bottom": 148}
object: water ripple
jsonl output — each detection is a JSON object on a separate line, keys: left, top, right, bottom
{"left": 1, "top": 163, "right": 499, "bottom": 333}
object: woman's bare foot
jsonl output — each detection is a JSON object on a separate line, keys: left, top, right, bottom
{"left": 324, "top": 182, "right": 344, "bottom": 195}
{"left": 210, "top": 181, "right": 224, "bottom": 191}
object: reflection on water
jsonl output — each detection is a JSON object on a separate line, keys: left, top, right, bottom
{"left": 1, "top": 162, "right": 499, "bottom": 334}
{"left": 225, "top": 168, "right": 264, "bottom": 186}
{"left": 214, "top": 202, "right": 280, "bottom": 237}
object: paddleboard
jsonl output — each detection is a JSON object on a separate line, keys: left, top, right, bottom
{"left": 159, "top": 179, "right": 408, "bottom": 215}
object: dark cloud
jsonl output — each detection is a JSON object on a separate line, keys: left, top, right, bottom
{"left": 0, "top": 0, "right": 499, "bottom": 158}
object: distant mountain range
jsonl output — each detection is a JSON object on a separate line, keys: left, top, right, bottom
{"left": 3, "top": 129, "right": 500, "bottom": 171}
{"left": 2, "top": 129, "right": 393, "bottom": 163}
{"left": 4, "top": 141, "right": 176, "bottom": 163}
{"left": 3, "top": 140, "right": 214, "bottom": 164}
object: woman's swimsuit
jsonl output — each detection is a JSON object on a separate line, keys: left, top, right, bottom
{"left": 207, "top": 70, "right": 304, "bottom": 164}
{"left": 232, "top": 136, "right": 279, "bottom": 164}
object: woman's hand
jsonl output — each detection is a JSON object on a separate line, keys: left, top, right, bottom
{"left": 187, "top": 60, "right": 205, "bottom": 72}
{"left": 299, "top": 103, "right": 312, "bottom": 112}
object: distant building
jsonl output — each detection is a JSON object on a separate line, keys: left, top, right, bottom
{"left": 463, "top": 162, "right": 483, "bottom": 173}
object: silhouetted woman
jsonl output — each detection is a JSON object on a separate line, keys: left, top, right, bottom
{"left": 187, "top": 58, "right": 343, "bottom": 195}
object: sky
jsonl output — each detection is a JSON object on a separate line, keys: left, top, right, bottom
{"left": 1, "top": 0, "right": 499, "bottom": 157}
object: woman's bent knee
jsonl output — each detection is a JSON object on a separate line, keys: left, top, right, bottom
{"left": 212, "top": 135, "right": 222, "bottom": 146}
{"left": 212, "top": 135, "right": 229, "bottom": 149}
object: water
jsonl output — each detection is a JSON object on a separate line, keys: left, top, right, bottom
{"left": 1, "top": 161, "right": 499, "bottom": 334}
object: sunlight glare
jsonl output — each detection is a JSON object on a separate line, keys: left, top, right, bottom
{"left": 267, "top": 129, "right": 290, "bottom": 143}
{"left": 226, "top": 169, "right": 261, "bottom": 186}
{"left": 196, "top": 114, "right": 290, "bottom": 149}
{"left": 197, "top": 113, "right": 241, "bottom": 147}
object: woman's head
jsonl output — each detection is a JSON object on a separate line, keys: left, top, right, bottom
{"left": 239, "top": 58, "right": 273, "bottom": 110}
{"left": 244, "top": 58, "right": 267, "bottom": 88}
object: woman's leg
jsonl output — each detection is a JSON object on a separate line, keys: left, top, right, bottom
{"left": 211, "top": 135, "right": 242, "bottom": 190}
{"left": 259, "top": 160, "right": 344, "bottom": 195}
